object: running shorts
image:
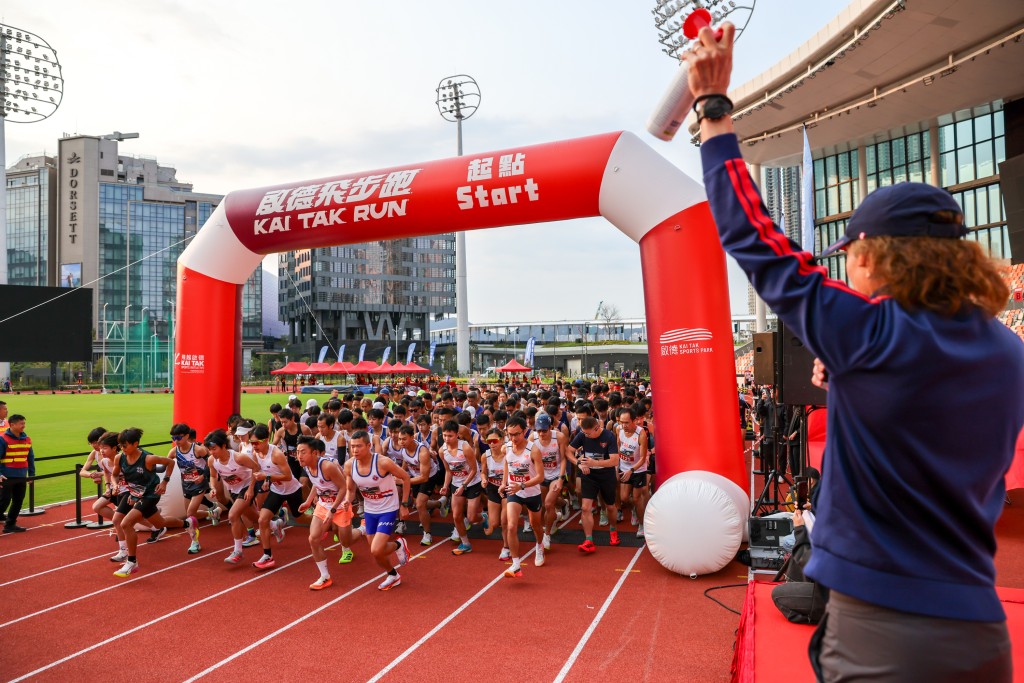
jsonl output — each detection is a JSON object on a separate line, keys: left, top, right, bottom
{"left": 262, "top": 489, "right": 305, "bottom": 516}
{"left": 364, "top": 509, "right": 398, "bottom": 536}
{"left": 507, "top": 492, "right": 542, "bottom": 513}
{"left": 415, "top": 469, "right": 445, "bottom": 499}
{"left": 485, "top": 482, "right": 505, "bottom": 505}
{"left": 456, "top": 482, "right": 483, "bottom": 500}
{"left": 580, "top": 471, "right": 616, "bottom": 505}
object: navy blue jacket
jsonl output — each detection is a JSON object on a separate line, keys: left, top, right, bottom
{"left": 702, "top": 133, "right": 1024, "bottom": 621}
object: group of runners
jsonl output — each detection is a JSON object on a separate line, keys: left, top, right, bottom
{"left": 80, "top": 380, "right": 655, "bottom": 591}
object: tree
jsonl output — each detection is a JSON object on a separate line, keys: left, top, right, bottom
{"left": 596, "top": 302, "right": 622, "bottom": 341}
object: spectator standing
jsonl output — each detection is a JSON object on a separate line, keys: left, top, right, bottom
{"left": 0, "top": 414, "right": 35, "bottom": 532}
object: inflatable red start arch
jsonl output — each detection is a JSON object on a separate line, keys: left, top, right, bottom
{"left": 173, "top": 131, "right": 749, "bottom": 576}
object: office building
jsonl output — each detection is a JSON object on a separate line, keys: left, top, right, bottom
{"left": 5, "top": 154, "right": 57, "bottom": 287}
{"left": 52, "top": 133, "right": 262, "bottom": 385}
{"left": 279, "top": 236, "right": 456, "bottom": 363}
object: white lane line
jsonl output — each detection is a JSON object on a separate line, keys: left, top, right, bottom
{"left": 0, "top": 524, "right": 210, "bottom": 588}
{"left": 365, "top": 510, "right": 582, "bottom": 683}
{"left": 0, "top": 527, "right": 119, "bottom": 558}
{"left": 0, "top": 538, "right": 226, "bottom": 629}
{"left": 7, "top": 544, "right": 340, "bottom": 683}
{"left": 181, "top": 541, "right": 447, "bottom": 683}
{"left": 552, "top": 545, "right": 646, "bottom": 683}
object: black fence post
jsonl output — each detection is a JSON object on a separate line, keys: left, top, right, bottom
{"left": 20, "top": 478, "right": 46, "bottom": 517}
{"left": 86, "top": 479, "right": 113, "bottom": 529}
{"left": 64, "top": 464, "right": 91, "bottom": 529}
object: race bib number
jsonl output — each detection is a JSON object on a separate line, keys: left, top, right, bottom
{"left": 183, "top": 471, "right": 205, "bottom": 483}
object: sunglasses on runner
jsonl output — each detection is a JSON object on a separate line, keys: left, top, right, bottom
{"left": 486, "top": 438, "right": 501, "bottom": 444}
{"left": 171, "top": 435, "right": 184, "bottom": 441}
{"left": 248, "top": 438, "right": 266, "bottom": 444}
{"left": 506, "top": 430, "right": 523, "bottom": 438}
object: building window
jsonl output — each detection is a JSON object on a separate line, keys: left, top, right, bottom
{"left": 865, "top": 130, "right": 931, "bottom": 192}
{"left": 813, "top": 150, "right": 858, "bottom": 220}
{"left": 938, "top": 102, "right": 1005, "bottom": 187}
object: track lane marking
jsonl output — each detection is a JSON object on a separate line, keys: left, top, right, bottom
{"left": 552, "top": 545, "right": 645, "bottom": 683}
{"left": 180, "top": 540, "right": 448, "bottom": 682}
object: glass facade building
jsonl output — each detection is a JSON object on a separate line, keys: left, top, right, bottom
{"left": 5, "top": 156, "right": 57, "bottom": 287}
{"left": 279, "top": 234, "right": 455, "bottom": 362}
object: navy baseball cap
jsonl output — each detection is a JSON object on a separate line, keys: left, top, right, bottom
{"left": 379, "top": 387, "right": 390, "bottom": 394}
{"left": 821, "top": 182, "right": 966, "bottom": 256}
{"left": 535, "top": 413, "right": 552, "bottom": 430}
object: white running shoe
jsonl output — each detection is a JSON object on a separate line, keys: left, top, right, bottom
{"left": 209, "top": 505, "right": 221, "bottom": 526}
{"left": 224, "top": 550, "right": 243, "bottom": 564}
{"left": 498, "top": 547, "right": 512, "bottom": 561}
{"left": 637, "top": 524, "right": 645, "bottom": 538}
{"left": 438, "top": 496, "right": 450, "bottom": 519}
{"left": 396, "top": 537, "right": 410, "bottom": 567}
{"left": 599, "top": 510, "right": 609, "bottom": 527}
{"left": 109, "top": 550, "right": 128, "bottom": 563}
{"left": 542, "top": 533, "right": 551, "bottom": 550}
{"left": 631, "top": 510, "right": 639, "bottom": 526}
{"left": 450, "top": 527, "right": 461, "bottom": 543}
{"left": 395, "top": 521, "right": 407, "bottom": 535}
{"left": 272, "top": 518, "right": 286, "bottom": 544}
{"left": 420, "top": 532, "right": 433, "bottom": 546}
{"left": 113, "top": 560, "right": 138, "bottom": 578}
{"left": 617, "top": 510, "right": 623, "bottom": 522}
{"left": 378, "top": 573, "right": 402, "bottom": 591}
{"left": 535, "top": 546, "right": 545, "bottom": 567}
{"left": 523, "top": 519, "right": 532, "bottom": 533}
{"left": 356, "top": 501, "right": 364, "bottom": 516}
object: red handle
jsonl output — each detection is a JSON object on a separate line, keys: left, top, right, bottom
{"left": 683, "top": 8, "right": 724, "bottom": 41}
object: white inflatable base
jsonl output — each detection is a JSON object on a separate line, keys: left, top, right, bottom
{"left": 645, "top": 470, "right": 748, "bottom": 578}
{"left": 133, "top": 469, "right": 186, "bottom": 531}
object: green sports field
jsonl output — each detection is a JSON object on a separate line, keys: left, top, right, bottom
{"left": 3, "top": 391, "right": 308, "bottom": 507}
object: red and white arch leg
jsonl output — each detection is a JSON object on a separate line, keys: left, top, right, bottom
{"left": 174, "top": 131, "right": 748, "bottom": 575}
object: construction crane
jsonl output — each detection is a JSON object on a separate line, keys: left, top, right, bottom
{"left": 593, "top": 300, "right": 604, "bottom": 319}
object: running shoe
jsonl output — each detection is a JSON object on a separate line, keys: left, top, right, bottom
{"left": 113, "top": 560, "right": 138, "bottom": 578}
{"left": 535, "top": 547, "right": 545, "bottom": 567}
{"left": 187, "top": 516, "right": 200, "bottom": 544}
{"left": 310, "top": 576, "right": 333, "bottom": 591}
{"left": 378, "top": 573, "right": 402, "bottom": 591}
{"left": 636, "top": 524, "right": 645, "bottom": 538}
{"left": 631, "top": 510, "right": 639, "bottom": 526}
{"left": 396, "top": 537, "right": 410, "bottom": 567}
{"left": 599, "top": 510, "right": 608, "bottom": 527}
{"left": 333, "top": 534, "right": 339, "bottom": 543}
{"left": 542, "top": 533, "right": 552, "bottom": 550}
{"left": 272, "top": 519, "right": 286, "bottom": 544}
{"left": 188, "top": 540, "right": 201, "bottom": 555}
{"left": 109, "top": 550, "right": 128, "bottom": 563}
{"left": 451, "top": 543, "right": 473, "bottom": 556}
{"left": 224, "top": 550, "right": 243, "bottom": 564}
{"left": 617, "top": 510, "right": 623, "bottom": 523}
{"left": 523, "top": 519, "right": 532, "bottom": 533}
{"left": 438, "top": 496, "right": 450, "bottom": 519}
{"left": 209, "top": 505, "right": 221, "bottom": 526}
{"left": 449, "top": 527, "right": 461, "bottom": 543}
{"left": 338, "top": 548, "right": 355, "bottom": 564}
{"left": 420, "top": 532, "right": 433, "bottom": 546}
{"left": 498, "top": 547, "right": 512, "bottom": 561}
{"left": 571, "top": 496, "right": 581, "bottom": 511}
{"left": 555, "top": 509, "right": 565, "bottom": 523}
{"left": 395, "top": 521, "right": 406, "bottom": 535}
{"left": 503, "top": 566, "right": 523, "bottom": 578}
{"left": 146, "top": 527, "right": 167, "bottom": 544}
{"left": 610, "top": 531, "right": 621, "bottom": 546}
{"left": 481, "top": 511, "right": 489, "bottom": 529}
{"left": 578, "top": 539, "right": 597, "bottom": 553}
{"left": 356, "top": 501, "right": 364, "bottom": 516}
{"left": 464, "top": 518, "right": 472, "bottom": 533}
{"left": 253, "top": 554, "right": 276, "bottom": 570}
{"left": 242, "top": 535, "right": 261, "bottom": 548}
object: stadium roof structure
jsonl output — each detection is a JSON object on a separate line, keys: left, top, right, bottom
{"left": 688, "top": 0, "right": 1024, "bottom": 165}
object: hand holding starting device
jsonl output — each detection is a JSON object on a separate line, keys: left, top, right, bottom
{"left": 811, "top": 358, "right": 830, "bottom": 391}
{"left": 646, "top": 9, "right": 733, "bottom": 141}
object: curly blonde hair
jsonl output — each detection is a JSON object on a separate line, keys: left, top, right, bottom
{"left": 849, "top": 236, "right": 1008, "bottom": 317}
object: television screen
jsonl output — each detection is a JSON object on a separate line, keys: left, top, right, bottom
{"left": 0, "top": 285, "right": 93, "bottom": 361}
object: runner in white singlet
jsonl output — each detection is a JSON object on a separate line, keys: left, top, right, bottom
{"left": 501, "top": 416, "right": 546, "bottom": 577}
{"left": 396, "top": 424, "right": 445, "bottom": 546}
{"left": 206, "top": 430, "right": 260, "bottom": 565}
{"left": 297, "top": 436, "right": 358, "bottom": 591}
{"left": 481, "top": 428, "right": 512, "bottom": 561}
{"left": 249, "top": 424, "right": 304, "bottom": 570}
{"left": 439, "top": 419, "right": 483, "bottom": 556}
{"left": 616, "top": 406, "right": 650, "bottom": 538}
{"left": 531, "top": 413, "right": 568, "bottom": 551}
{"left": 339, "top": 431, "right": 413, "bottom": 591}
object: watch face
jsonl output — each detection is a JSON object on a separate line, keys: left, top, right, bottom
{"left": 704, "top": 97, "right": 730, "bottom": 119}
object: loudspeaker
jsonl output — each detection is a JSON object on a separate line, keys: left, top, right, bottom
{"left": 999, "top": 153, "right": 1024, "bottom": 265}
{"left": 752, "top": 332, "right": 777, "bottom": 385}
{"left": 778, "top": 323, "right": 827, "bottom": 406}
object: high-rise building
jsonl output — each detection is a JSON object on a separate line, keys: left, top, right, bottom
{"left": 762, "top": 165, "right": 803, "bottom": 244}
{"left": 5, "top": 154, "right": 57, "bottom": 287}
{"left": 51, "top": 134, "right": 261, "bottom": 385}
{"left": 278, "top": 236, "right": 455, "bottom": 363}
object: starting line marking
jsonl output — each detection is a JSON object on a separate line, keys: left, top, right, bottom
{"left": 614, "top": 569, "right": 641, "bottom": 573}
{"left": 553, "top": 545, "right": 646, "bottom": 683}
{"left": 182, "top": 540, "right": 448, "bottom": 683}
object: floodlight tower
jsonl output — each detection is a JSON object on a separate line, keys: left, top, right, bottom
{"left": 435, "top": 75, "right": 481, "bottom": 376}
{"left": 0, "top": 23, "right": 64, "bottom": 384}
{"left": 651, "top": 0, "right": 755, "bottom": 62}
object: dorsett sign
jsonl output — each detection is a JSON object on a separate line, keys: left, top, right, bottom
{"left": 64, "top": 152, "right": 81, "bottom": 244}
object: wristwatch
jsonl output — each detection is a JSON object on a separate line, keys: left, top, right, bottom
{"left": 693, "top": 94, "right": 734, "bottom": 123}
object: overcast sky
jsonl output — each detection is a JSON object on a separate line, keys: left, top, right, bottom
{"left": 5, "top": 0, "right": 849, "bottom": 323}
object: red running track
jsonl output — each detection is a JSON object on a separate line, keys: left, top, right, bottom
{"left": 0, "top": 502, "right": 747, "bottom": 682}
